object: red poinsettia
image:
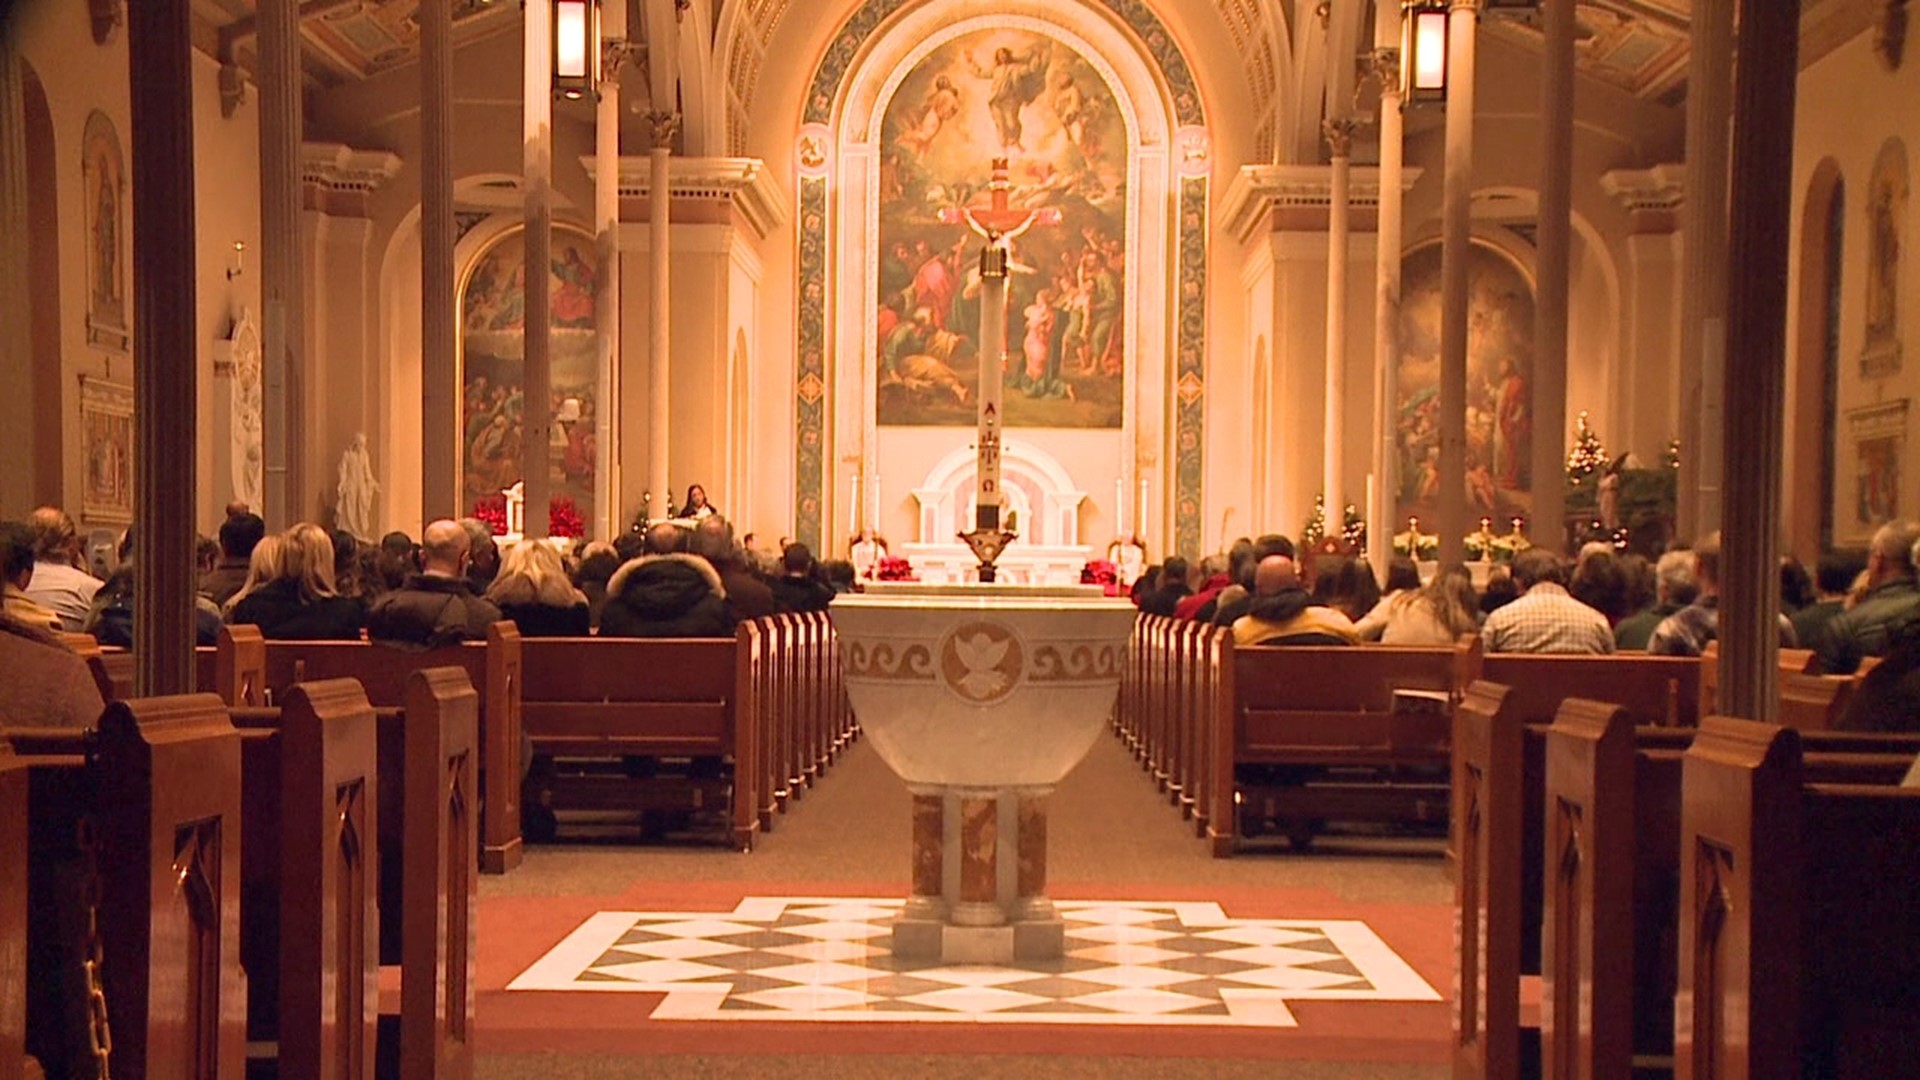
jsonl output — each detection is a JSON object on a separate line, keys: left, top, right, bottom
{"left": 472, "top": 494, "right": 509, "bottom": 536}
{"left": 875, "top": 556, "right": 917, "bottom": 582}
{"left": 1080, "top": 559, "right": 1121, "bottom": 596}
{"left": 548, "top": 495, "right": 585, "bottom": 538}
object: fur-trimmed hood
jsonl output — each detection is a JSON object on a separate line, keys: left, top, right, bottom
{"left": 607, "top": 553, "right": 726, "bottom": 604}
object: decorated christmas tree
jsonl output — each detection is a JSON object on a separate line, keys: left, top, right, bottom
{"left": 1301, "top": 493, "right": 1328, "bottom": 548}
{"left": 1341, "top": 504, "right": 1366, "bottom": 552}
{"left": 1566, "top": 410, "right": 1608, "bottom": 488}
{"left": 1662, "top": 436, "right": 1681, "bottom": 471}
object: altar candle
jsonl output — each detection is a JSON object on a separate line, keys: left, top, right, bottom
{"left": 1116, "top": 477, "right": 1127, "bottom": 535}
{"left": 872, "top": 473, "right": 882, "bottom": 533}
{"left": 850, "top": 473, "right": 861, "bottom": 533}
{"left": 1138, "top": 476, "right": 1149, "bottom": 542}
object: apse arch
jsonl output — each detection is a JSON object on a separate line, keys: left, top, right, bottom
{"left": 792, "top": 0, "right": 1213, "bottom": 558}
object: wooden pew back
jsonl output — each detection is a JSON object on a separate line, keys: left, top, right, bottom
{"left": 1697, "top": 641, "right": 1817, "bottom": 717}
{"left": 0, "top": 739, "right": 26, "bottom": 1074}
{"left": 1235, "top": 640, "right": 1478, "bottom": 760}
{"left": 1451, "top": 680, "right": 1520, "bottom": 1080}
{"left": 400, "top": 669, "right": 479, "bottom": 1078}
{"left": 519, "top": 637, "right": 738, "bottom": 754}
{"left": 1482, "top": 652, "right": 1699, "bottom": 728}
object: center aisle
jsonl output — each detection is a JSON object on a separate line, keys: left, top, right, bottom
{"left": 475, "top": 733, "right": 1454, "bottom": 1077}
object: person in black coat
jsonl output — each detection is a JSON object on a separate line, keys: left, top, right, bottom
{"left": 598, "top": 553, "right": 733, "bottom": 638}
{"left": 768, "top": 543, "right": 835, "bottom": 614}
{"left": 485, "top": 539, "right": 591, "bottom": 636}
{"left": 227, "top": 523, "right": 367, "bottom": 640}
{"left": 366, "top": 519, "right": 503, "bottom": 649}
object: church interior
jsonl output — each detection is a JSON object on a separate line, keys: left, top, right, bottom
{"left": 4, "top": 0, "right": 1920, "bottom": 1075}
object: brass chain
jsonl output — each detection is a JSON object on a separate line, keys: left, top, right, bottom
{"left": 76, "top": 816, "right": 112, "bottom": 1079}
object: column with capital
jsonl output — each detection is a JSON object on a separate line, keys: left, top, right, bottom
{"left": 523, "top": 0, "right": 554, "bottom": 537}
{"left": 1323, "top": 117, "right": 1359, "bottom": 521}
{"left": 594, "top": 9, "right": 629, "bottom": 539}
{"left": 647, "top": 110, "right": 678, "bottom": 516}
{"left": 1437, "top": 0, "right": 1481, "bottom": 566}
{"left": 421, "top": 0, "right": 457, "bottom": 521}
{"left": 1366, "top": 17, "right": 1404, "bottom": 585}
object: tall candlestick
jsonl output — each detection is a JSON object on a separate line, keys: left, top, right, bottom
{"left": 873, "top": 473, "right": 882, "bottom": 536}
{"left": 977, "top": 244, "right": 1006, "bottom": 533}
{"left": 850, "top": 473, "right": 861, "bottom": 533}
{"left": 1116, "top": 477, "right": 1127, "bottom": 535}
{"left": 1138, "top": 476, "right": 1149, "bottom": 543}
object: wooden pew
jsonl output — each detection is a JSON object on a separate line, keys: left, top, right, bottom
{"left": 1677, "top": 718, "right": 1920, "bottom": 1078}
{"left": 1697, "top": 641, "right": 1816, "bottom": 717}
{"left": 11, "top": 696, "right": 246, "bottom": 1077}
{"left": 1481, "top": 652, "right": 1699, "bottom": 728}
{"left": 1, "top": 738, "right": 27, "bottom": 1078}
{"left": 1540, "top": 704, "right": 1919, "bottom": 1079}
{"left": 1456, "top": 693, "right": 1920, "bottom": 1080}
{"left": 214, "top": 624, "right": 522, "bottom": 874}
{"left": 1451, "top": 680, "right": 1524, "bottom": 1079}
{"left": 1214, "top": 638, "right": 1479, "bottom": 854}
{"left": 229, "top": 678, "right": 379, "bottom": 1078}
{"left": 396, "top": 669, "right": 479, "bottom": 1078}
{"left": 518, "top": 634, "right": 754, "bottom": 850}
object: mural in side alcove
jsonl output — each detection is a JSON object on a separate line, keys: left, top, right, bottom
{"left": 875, "top": 27, "right": 1129, "bottom": 429}
{"left": 458, "top": 228, "right": 599, "bottom": 528}
{"left": 1394, "top": 241, "right": 1537, "bottom": 529}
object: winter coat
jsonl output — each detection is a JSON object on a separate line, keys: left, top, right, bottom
{"left": 365, "top": 573, "right": 503, "bottom": 650}
{"left": 598, "top": 554, "right": 734, "bottom": 638}
{"left": 228, "top": 578, "right": 368, "bottom": 641}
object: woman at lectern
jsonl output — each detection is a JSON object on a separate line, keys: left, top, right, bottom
{"left": 682, "top": 484, "right": 718, "bottom": 520}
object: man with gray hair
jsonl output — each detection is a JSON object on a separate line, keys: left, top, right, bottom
{"left": 1815, "top": 519, "right": 1920, "bottom": 674}
{"left": 1614, "top": 548, "right": 1699, "bottom": 651}
{"left": 689, "top": 515, "right": 776, "bottom": 623}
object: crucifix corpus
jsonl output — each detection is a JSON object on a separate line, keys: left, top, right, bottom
{"left": 938, "top": 157, "right": 1060, "bottom": 582}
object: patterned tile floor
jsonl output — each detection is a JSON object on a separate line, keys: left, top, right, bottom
{"left": 508, "top": 897, "right": 1440, "bottom": 1027}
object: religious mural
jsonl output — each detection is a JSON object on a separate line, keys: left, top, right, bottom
{"left": 82, "top": 110, "right": 127, "bottom": 353}
{"left": 875, "top": 28, "right": 1129, "bottom": 429}
{"left": 1394, "top": 241, "right": 1537, "bottom": 528}
{"left": 1848, "top": 399, "right": 1908, "bottom": 539}
{"left": 1863, "top": 138, "right": 1907, "bottom": 378}
{"left": 459, "top": 228, "right": 599, "bottom": 528}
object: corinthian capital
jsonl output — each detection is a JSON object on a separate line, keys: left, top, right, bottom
{"left": 1322, "top": 117, "right": 1361, "bottom": 158}
{"left": 646, "top": 110, "right": 682, "bottom": 149}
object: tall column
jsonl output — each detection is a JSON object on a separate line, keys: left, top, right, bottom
{"left": 0, "top": 44, "right": 30, "bottom": 515}
{"left": 523, "top": 1, "right": 554, "bottom": 537}
{"left": 593, "top": 8, "right": 627, "bottom": 539}
{"left": 420, "top": 0, "right": 458, "bottom": 523}
{"left": 1323, "top": 119, "right": 1357, "bottom": 516}
{"left": 128, "top": 0, "right": 197, "bottom": 695}
{"left": 1679, "top": 0, "right": 1734, "bottom": 540}
{"left": 259, "top": 0, "right": 304, "bottom": 528}
{"left": 1531, "top": 0, "right": 1575, "bottom": 551}
{"left": 1718, "top": 0, "right": 1801, "bottom": 721}
{"left": 1368, "top": 22, "right": 1405, "bottom": 585}
{"left": 1436, "top": 0, "right": 1480, "bottom": 566}
{"left": 647, "top": 112, "right": 678, "bottom": 513}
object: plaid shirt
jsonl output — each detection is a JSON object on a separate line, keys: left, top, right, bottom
{"left": 1480, "top": 582, "right": 1615, "bottom": 654}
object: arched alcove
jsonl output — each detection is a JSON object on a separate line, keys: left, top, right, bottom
{"left": 792, "top": 0, "right": 1209, "bottom": 557}
{"left": 24, "top": 61, "right": 61, "bottom": 507}
{"left": 1792, "top": 159, "right": 1845, "bottom": 556}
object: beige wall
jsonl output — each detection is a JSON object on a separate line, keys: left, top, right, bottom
{"left": 1788, "top": 27, "right": 1920, "bottom": 553}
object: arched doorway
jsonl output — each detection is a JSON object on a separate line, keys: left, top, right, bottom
{"left": 1791, "top": 160, "right": 1844, "bottom": 557}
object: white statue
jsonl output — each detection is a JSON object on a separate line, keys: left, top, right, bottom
{"left": 336, "top": 432, "right": 379, "bottom": 540}
{"left": 226, "top": 309, "right": 263, "bottom": 511}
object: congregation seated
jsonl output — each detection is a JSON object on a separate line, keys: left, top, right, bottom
{"left": 1230, "top": 554, "right": 1359, "bottom": 646}
{"left": 768, "top": 542, "right": 835, "bottom": 613}
{"left": 1648, "top": 532, "right": 1797, "bottom": 656}
{"left": 1480, "top": 548, "right": 1613, "bottom": 654}
{"left": 23, "top": 505, "right": 100, "bottom": 631}
{"left": 572, "top": 540, "right": 622, "bottom": 628}
{"left": 374, "top": 529, "right": 420, "bottom": 592}
{"left": 2, "top": 519, "right": 62, "bottom": 633}
{"left": 1207, "top": 533, "right": 1295, "bottom": 626}
{"left": 1377, "top": 563, "right": 1480, "bottom": 646}
{"left": 1352, "top": 555, "right": 1422, "bottom": 640}
{"left": 1813, "top": 519, "right": 1920, "bottom": 674}
{"left": 1479, "top": 567, "right": 1520, "bottom": 616}
{"left": 1138, "top": 555, "right": 1192, "bottom": 617}
{"left": 1311, "top": 555, "right": 1382, "bottom": 624}
{"left": 822, "top": 558, "right": 857, "bottom": 594}
{"left": 1174, "top": 551, "right": 1233, "bottom": 620}
{"left": 691, "top": 515, "right": 776, "bottom": 623}
{"left": 459, "top": 516, "right": 502, "bottom": 591}
{"left": 1837, "top": 609, "right": 1920, "bottom": 731}
{"left": 366, "top": 518, "right": 503, "bottom": 648}
{"left": 598, "top": 522, "right": 732, "bottom": 637}
{"left": 227, "top": 522, "right": 367, "bottom": 639}
{"left": 0, "top": 613, "right": 104, "bottom": 726}
{"left": 1614, "top": 548, "right": 1696, "bottom": 650}
{"left": 1567, "top": 546, "right": 1634, "bottom": 627}
{"left": 200, "top": 509, "right": 264, "bottom": 606}
{"left": 1791, "top": 547, "right": 1865, "bottom": 654}
{"left": 85, "top": 530, "right": 224, "bottom": 647}
{"left": 486, "top": 538, "right": 591, "bottom": 636}
{"left": 681, "top": 482, "right": 719, "bottom": 521}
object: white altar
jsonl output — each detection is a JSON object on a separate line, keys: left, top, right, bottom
{"left": 900, "top": 442, "right": 1093, "bottom": 585}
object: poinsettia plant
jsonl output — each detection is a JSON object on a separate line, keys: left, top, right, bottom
{"left": 548, "top": 495, "right": 585, "bottom": 538}
{"left": 875, "top": 556, "right": 918, "bottom": 582}
{"left": 1080, "top": 559, "right": 1121, "bottom": 596}
{"left": 472, "top": 495, "right": 509, "bottom": 536}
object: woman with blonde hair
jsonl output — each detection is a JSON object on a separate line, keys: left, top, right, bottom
{"left": 222, "top": 533, "right": 285, "bottom": 616}
{"left": 486, "top": 539, "right": 590, "bottom": 636}
{"left": 228, "top": 523, "right": 367, "bottom": 639}
{"left": 1380, "top": 563, "right": 1482, "bottom": 645}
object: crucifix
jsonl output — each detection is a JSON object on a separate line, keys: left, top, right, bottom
{"left": 939, "top": 158, "right": 1060, "bottom": 582}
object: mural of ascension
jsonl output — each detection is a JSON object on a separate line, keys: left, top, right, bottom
{"left": 875, "top": 28, "right": 1129, "bottom": 429}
